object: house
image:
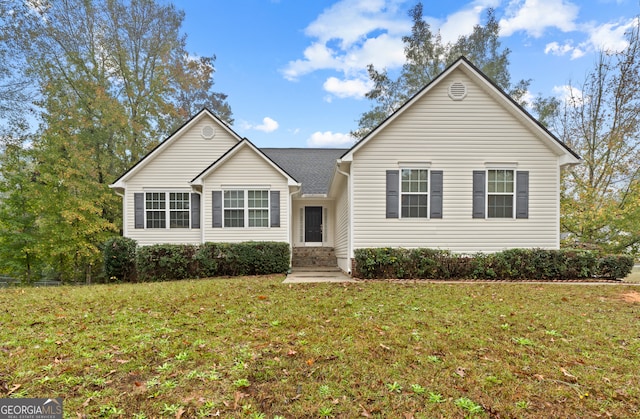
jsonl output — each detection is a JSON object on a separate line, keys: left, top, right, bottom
{"left": 109, "top": 57, "right": 580, "bottom": 274}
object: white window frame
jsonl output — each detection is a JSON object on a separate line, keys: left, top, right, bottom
{"left": 222, "top": 189, "right": 270, "bottom": 228}
{"left": 487, "top": 169, "right": 515, "bottom": 219}
{"left": 400, "top": 168, "right": 429, "bottom": 219}
{"left": 145, "top": 191, "right": 191, "bottom": 229}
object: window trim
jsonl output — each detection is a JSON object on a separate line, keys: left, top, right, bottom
{"left": 400, "top": 168, "right": 429, "bottom": 219}
{"left": 222, "top": 188, "right": 271, "bottom": 228}
{"left": 486, "top": 169, "right": 515, "bottom": 219}
{"left": 144, "top": 190, "right": 191, "bottom": 229}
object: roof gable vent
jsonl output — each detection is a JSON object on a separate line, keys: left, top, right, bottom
{"left": 448, "top": 81, "right": 467, "bottom": 101}
{"left": 201, "top": 125, "right": 216, "bottom": 139}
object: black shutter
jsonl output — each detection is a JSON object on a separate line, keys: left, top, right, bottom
{"left": 212, "top": 191, "right": 222, "bottom": 228}
{"left": 516, "top": 171, "right": 529, "bottom": 219}
{"left": 270, "top": 190, "right": 280, "bottom": 227}
{"left": 472, "top": 171, "right": 486, "bottom": 218}
{"left": 386, "top": 170, "right": 399, "bottom": 218}
{"left": 134, "top": 193, "right": 144, "bottom": 228}
{"left": 430, "top": 170, "right": 443, "bottom": 219}
{"left": 190, "top": 193, "right": 200, "bottom": 228}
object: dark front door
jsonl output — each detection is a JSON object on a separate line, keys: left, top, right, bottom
{"left": 305, "top": 206, "right": 323, "bottom": 242}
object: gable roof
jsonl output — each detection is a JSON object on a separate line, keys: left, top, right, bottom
{"left": 109, "top": 108, "right": 242, "bottom": 189}
{"left": 261, "top": 148, "right": 347, "bottom": 195}
{"left": 340, "top": 56, "right": 580, "bottom": 166}
{"left": 190, "top": 138, "right": 300, "bottom": 188}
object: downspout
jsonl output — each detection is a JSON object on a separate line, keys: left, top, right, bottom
{"left": 336, "top": 163, "right": 352, "bottom": 275}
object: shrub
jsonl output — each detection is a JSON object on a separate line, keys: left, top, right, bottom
{"left": 102, "top": 237, "right": 137, "bottom": 282}
{"left": 353, "top": 248, "right": 411, "bottom": 279}
{"left": 596, "top": 255, "right": 634, "bottom": 279}
{"left": 354, "top": 247, "right": 633, "bottom": 281}
{"left": 136, "top": 244, "right": 200, "bottom": 282}
{"left": 133, "top": 241, "right": 290, "bottom": 281}
{"left": 196, "top": 242, "right": 289, "bottom": 277}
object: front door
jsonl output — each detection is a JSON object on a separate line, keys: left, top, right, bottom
{"left": 305, "top": 206, "right": 323, "bottom": 243}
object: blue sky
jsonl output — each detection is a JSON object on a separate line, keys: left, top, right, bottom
{"left": 172, "top": 0, "right": 639, "bottom": 148}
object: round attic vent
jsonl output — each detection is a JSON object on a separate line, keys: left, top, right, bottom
{"left": 201, "top": 125, "right": 216, "bottom": 139}
{"left": 448, "top": 81, "right": 467, "bottom": 100}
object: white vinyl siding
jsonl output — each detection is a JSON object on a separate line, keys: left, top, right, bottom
{"left": 124, "top": 117, "right": 238, "bottom": 245}
{"left": 349, "top": 68, "right": 564, "bottom": 253}
{"left": 203, "top": 146, "right": 289, "bottom": 243}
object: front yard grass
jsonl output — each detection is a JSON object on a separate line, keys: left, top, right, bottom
{"left": 0, "top": 276, "right": 638, "bottom": 418}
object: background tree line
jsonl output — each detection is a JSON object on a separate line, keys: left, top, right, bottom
{"left": 0, "top": 1, "right": 638, "bottom": 282}
{"left": 0, "top": 0, "right": 232, "bottom": 282}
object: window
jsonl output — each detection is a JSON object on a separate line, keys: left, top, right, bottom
{"left": 145, "top": 192, "right": 191, "bottom": 228}
{"left": 146, "top": 192, "right": 166, "bottom": 228}
{"left": 487, "top": 169, "right": 514, "bottom": 218}
{"left": 248, "top": 190, "right": 269, "bottom": 227}
{"left": 224, "top": 190, "right": 245, "bottom": 227}
{"left": 401, "top": 169, "right": 428, "bottom": 218}
{"left": 223, "top": 189, "right": 269, "bottom": 228}
{"left": 169, "top": 192, "right": 190, "bottom": 228}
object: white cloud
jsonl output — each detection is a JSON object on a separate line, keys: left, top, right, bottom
{"left": 304, "top": 0, "right": 408, "bottom": 49}
{"left": 544, "top": 41, "right": 585, "bottom": 59}
{"left": 281, "top": 0, "right": 410, "bottom": 83}
{"left": 500, "top": 0, "right": 579, "bottom": 37}
{"left": 307, "top": 131, "right": 356, "bottom": 147}
{"left": 240, "top": 117, "right": 279, "bottom": 133}
{"left": 255, "top": 117, "right": 279, "bottom": 133}
{"left": 584, "top": 17, "right": 639, "bottom": 53}
{"left": 283, "top": 0, "right": 520, "bottom": 99}
{"left": 323, "top": 76, "right": 373, "bottom": 99}
{"left": 435, "top": 1, "right": 499, "bottom": 44}
{"left": 542, "top": 17, "right": 637, "bottom": 59}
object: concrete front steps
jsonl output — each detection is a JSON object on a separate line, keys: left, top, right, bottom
{"left": 284, "top": 267, "right": 354, "bottom": 283}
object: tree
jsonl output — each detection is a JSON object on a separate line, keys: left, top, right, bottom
{"left": 353, "top": 3, "right": 529, "bottom": 139}
{"left": 0, "top": 0, "right": 233, "bottom": 281}
{"left": 0, "top": 1, "right": 33, "bottom": 142}
{"left": 0, "top": 144, "right": 41, "bottom": 281}
{"left": 559, "top": 19, "right": 640, "bottom": 253}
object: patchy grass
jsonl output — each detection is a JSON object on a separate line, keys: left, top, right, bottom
{"left": 1, "top": 276, "right": 639, "bottom": 418}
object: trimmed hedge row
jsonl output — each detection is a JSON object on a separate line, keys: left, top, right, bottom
{"left": 353, "top": 248, "right": 634, "bottom": 281}
{"left": 103, "top": 238, "right": 290, "bottom": 282}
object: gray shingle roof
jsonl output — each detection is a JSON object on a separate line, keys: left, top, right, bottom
{"left": 261, "top": 148, "right": 347, "bottom": 195}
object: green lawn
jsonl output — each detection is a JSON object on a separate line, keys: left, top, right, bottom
{"left": 1, "top": 276, "right": 639, "bottom": 418}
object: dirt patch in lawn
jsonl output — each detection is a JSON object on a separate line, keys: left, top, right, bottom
{"left": 620, "top": 291, "right": 640, "bottom": 303}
